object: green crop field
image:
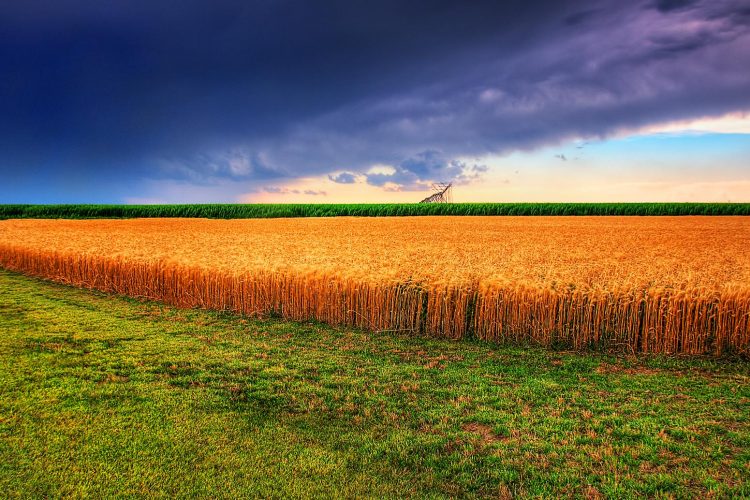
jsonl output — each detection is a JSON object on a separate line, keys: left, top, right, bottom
{"left": 1, "top": 269, "right": 748, "bottom": 498}
{"left": 1, "top": 202, "right": 750, "bottom": 219}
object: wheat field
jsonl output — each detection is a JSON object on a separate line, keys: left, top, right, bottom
{"left": 1, "top": 216, "right": 748, "bottom": 354}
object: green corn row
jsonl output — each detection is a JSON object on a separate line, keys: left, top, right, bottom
{"left": 1, "top": 202, "right": 749, "bottom": 219}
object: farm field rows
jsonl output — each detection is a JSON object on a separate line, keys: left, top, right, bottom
{"left": 1, "top": 216, "right": 749, "bottom": 354}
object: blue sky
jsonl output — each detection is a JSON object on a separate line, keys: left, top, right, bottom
{"left": 1, "top": 0, "right": 749, "bottom": 203}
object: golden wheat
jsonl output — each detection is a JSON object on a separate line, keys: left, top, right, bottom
{"left": 1, "top": 216, "right": 748, "bottom": 354}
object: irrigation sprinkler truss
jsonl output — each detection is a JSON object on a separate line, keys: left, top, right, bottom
{"left": 418, "top": 182, "right": 453, "bottom": 203}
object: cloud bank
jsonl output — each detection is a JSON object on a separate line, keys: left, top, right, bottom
{"left": 1, "top": 0, "right": 749, "bottom": 200}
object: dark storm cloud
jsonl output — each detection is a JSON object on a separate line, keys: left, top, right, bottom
{"left": 654, "top": 0, "right": 698, "bottom": 12}
{"left": 155, "top": 150, "right": 283, "bottom": 184}
{"left": 1, "top": 0, "right": 749, "bottom": 201}
{"left": 564, "top": 8, "right": 600, "bottom": 26}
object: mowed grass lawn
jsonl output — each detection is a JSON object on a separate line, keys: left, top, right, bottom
{"left": 0, "top": 270, "right": 748, "bottom": 498}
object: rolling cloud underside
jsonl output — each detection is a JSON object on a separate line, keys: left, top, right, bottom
{"left": 1, "top": 0, "right": 749, "bottom": 198}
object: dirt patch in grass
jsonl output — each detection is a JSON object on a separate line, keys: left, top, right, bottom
{"left": 462, "top": 423, "right": 504, "bottom": 445}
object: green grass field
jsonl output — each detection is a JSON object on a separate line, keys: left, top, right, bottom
{"left": 2, "top": 202, "right": 750, "bottom": 219}
{"left": 1, "top": 270, "right": 748, "bottom": 498}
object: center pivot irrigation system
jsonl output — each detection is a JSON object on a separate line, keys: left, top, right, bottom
{"left": 419, "top": 183, "right": 453, "bottom": 203}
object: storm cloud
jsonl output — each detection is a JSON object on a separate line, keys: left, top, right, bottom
{"left": 1, "top": 0, "right": 749, "bottom": 201}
